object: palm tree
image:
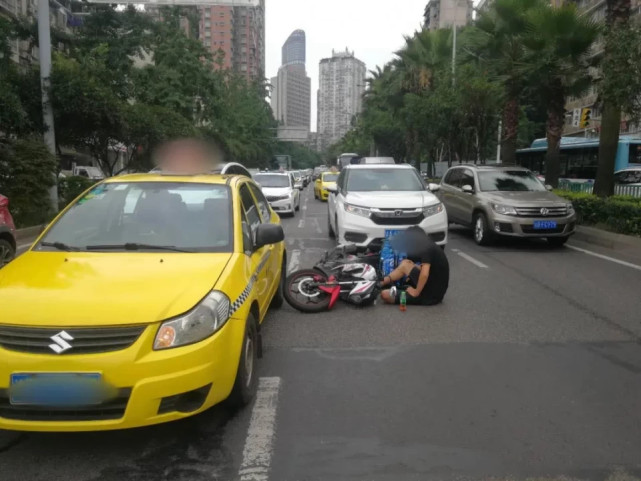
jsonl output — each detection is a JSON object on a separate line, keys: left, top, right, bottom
{"left": 522, "top": 4, "right": 599, "bottom": 187}
{"left": 593, "top": 0, "right": 632, "bottom": 197}
{"left": 471, "top": 0, "right": 546, "bottom": 164}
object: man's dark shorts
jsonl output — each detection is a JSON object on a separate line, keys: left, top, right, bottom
{"left": 394, "top": 266, "right": 443, "bottom": 306}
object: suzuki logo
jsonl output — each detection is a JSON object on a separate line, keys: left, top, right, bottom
{"left": 49, "top": 331, "right": 74, "bottom": 354}
{"left": 395, "top": 210, "right": 403, "bottom": 217}
{"left": 540, "top": 208, "right": 549, "bottom": 216}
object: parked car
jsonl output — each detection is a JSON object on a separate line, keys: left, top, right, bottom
{"left": 438, "top": 165, "right": 576, "bottom": 246}
{"left": 0, "top": 166, "right": 286, "bottom": 431}
{"left": 314, "top": 171, "right": 339, "bottom": 201}
{"left": 254, "top": 172, "right": 300, "bottom": 216}
{"left": 614, "top": 168, "right": 641, "bottom": 186}
{"left": 327, "top": 164, "right": 448, "bottom": 247}
{"left": 0, "top": 193, "right": 17, "bottom": 267}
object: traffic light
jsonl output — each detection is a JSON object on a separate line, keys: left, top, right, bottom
{"left": 579, "top": 108, "right": 592, "bottom": 128}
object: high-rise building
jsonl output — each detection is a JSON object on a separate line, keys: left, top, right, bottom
{"left": 317, "top": 49, "right": 366, "bottom": 151}
{"left": 271, "top": 30, "right": 311, "bottom": 138}
{"left": 424, "top": 0, "right": 473, "bottom": 31}
{"left": 198, "top": 0, "right": 265, "bottom": 80}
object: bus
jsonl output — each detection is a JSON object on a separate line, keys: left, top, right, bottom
{"left": 515, "top": 136, "right": 641, "bottom": 181}
{"left": 337, "top": 153, "right": 361, "bottom": 170}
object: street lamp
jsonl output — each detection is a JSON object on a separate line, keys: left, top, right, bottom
{"left": 37, "top": 0, "right": 261, "bottom": 211}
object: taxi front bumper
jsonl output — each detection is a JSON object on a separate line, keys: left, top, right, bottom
{"left": 0, "top": 318, "right": 245, "bottom": 432}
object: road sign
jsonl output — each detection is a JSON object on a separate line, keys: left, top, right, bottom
{"left": 88, "top": 0, "right": 259, "bottom": 5}
{"left": 572, "top": 108, "right": 581, "bottom": 127}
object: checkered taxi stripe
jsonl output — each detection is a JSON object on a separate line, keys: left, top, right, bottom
{"left": 229, "top": 253, "right": 271, "bottom": 316}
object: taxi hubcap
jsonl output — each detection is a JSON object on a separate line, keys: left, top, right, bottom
{"left": 244, "top": 334, "right": 254, "bottom": 388}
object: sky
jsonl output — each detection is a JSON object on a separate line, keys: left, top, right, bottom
{"left": 265, "top": 0, "right": 428, "bottom": 132}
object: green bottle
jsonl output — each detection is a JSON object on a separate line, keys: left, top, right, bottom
{"left": 400, "top": 290, "right": 407, "bottom": 311}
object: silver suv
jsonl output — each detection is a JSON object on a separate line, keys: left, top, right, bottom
{"left": 438, "top": 165, "right": 577, "bottom": 246}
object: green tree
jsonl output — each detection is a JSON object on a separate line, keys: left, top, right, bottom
{"left": 523, "top": 4, "right": 598, "bottom": 187}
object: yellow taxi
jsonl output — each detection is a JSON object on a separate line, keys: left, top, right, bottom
{"left": 0, "top": 168, "right": 286, "bottom": 431}
{"left": 314, "top": 171, "right": 339, "bottom": 201}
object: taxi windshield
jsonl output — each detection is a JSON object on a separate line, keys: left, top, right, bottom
{"left": 322, "top": 173, "right": 339, "bottom": 182}
{"left": 39, "top": 182, "right": 232, "bottom": 252}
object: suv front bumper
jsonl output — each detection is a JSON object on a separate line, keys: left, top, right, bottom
{"left": 489, "top": 212, "right": 577, "bottom": 238}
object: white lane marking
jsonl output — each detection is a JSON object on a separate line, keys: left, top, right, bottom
{"left": 310, "top": 217, "right": 322, "bottom": 234}
{"left": 297, "top": 219, "right": 305, "bottom": 228}
{"left": 238, "top": 377, "right": 282, "bottom": 481}
{"left": 288, "top": 249, "right": 300, "bottom": 274}
{"left": 567, "top": 245, "right": 641, "bottom": 272}
{"left": 451, "top": 249, "right": 488, "bottom": 269}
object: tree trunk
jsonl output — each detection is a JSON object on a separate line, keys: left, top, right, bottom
{"left": 593, "top": 0, "right": 631, "bottom": 197}
{"left": 501, "top": 96, "right": 519, "bottom": 164}
{"left": 545, "top": 87, "right": 565, "bottom": 188}
{"left": 594, "top": 101, "right": 621, "bottom": 197}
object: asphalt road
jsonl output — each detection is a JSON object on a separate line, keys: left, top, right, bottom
{"left": 3, "top": 186, "right": 641, "bottom": 481}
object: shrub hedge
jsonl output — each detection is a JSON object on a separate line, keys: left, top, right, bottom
{"left": 58, "top": 176, "right": 96, "bottom": 210}
{"left": 555, "top": 191, "right": 641, "bottom": 237}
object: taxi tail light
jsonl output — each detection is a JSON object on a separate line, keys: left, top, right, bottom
{"left": 158, "top": 384, "right": 212, "bottom": 414}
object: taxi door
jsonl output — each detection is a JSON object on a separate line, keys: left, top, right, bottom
{"left": 239, "top": 182, "right": 272, "bottom": 317}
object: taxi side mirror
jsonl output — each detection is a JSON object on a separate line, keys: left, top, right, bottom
{"left": 254, "top": 224, "right": 284, "bottom": 249}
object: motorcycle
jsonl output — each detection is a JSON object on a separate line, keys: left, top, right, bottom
{"left": 284, "top": 244, "right": 382, "bottom": 313}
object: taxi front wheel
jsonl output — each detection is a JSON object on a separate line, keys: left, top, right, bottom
{"left": 227, "top": 313, "right": 258, "bottom": 407}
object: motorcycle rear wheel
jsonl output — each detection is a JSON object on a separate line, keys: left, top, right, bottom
{"left": 284, "top": 269, "right": 333, "bottom": 313}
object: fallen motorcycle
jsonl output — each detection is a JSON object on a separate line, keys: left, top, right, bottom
{"left": 284, "top": 244, "right": 381, "bottom": 313}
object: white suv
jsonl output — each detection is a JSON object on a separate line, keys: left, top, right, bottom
{"left": 327, "top": 164, "right": 448, "bottom": 247}
{"left": 253, "top": 172, "right": 300, "bottom": 217}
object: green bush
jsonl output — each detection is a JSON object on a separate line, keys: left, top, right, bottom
{"left": 58, "top": 176, "right": 96, "bottom": 210}
{"left": 555, "top": 191, "right": 641, "bottom": 236}
{"left": 0, "top": 138, "right": 57, "bottom": 228}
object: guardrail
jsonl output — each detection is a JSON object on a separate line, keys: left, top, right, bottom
{"left": 558, "top": 181, "right": 641, "bottom": 198}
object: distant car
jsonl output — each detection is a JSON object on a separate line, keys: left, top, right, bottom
{"left": 327, "top": 164, "right": 448, "bottom": 247}
{"left": 0, "top": 193, "right": 17, "bottom": 267}
{"left": 290, "top": 171, "right": 305, "bottom": 190}
{"left": 614, "top": 168, "right": 641, "bottom": 186}
{"left": 438, "top": 165, "right": 577, "bottom": 247}
{"left": 357, "top": 157, "right": 396, "bottom": 165}
{"left": 254, "top": 172, "right": 300, "bottom": 217}
{"left": 314, "top": 171, "right": 339, "bottom": 201}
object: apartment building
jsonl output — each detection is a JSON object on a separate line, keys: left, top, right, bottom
{"left": 424, "top": 0, "right": 473, "bottom": 31}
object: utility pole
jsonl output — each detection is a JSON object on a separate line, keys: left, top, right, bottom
{"left": 451, "top": 25, "right": 457, "bottom": 86}
{"left": 38, "top": 0, "right": 59, "bottom": 212}
{"left": 496, "top": 120, "right": 502, "bottom": 164}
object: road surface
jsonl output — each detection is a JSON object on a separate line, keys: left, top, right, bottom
{"left": 2, "top": 186, "right": 641, "bottom": 481}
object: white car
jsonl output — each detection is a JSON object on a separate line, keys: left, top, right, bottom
{"left": 253, "top": 172, "right": 300, "bottom": 217}
{"left": 614, "top": 168, "right": 641, "bottom": 186}
{"left": 327, "top": 164, "right": 448, "bottom": 247}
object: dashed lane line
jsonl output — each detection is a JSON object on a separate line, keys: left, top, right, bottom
{"left": 451, "top": 248, "right": 489, "bottom": 269}
{"left": 567, "top": 245, "right": 641, "bottom": 272}
{"left": 238, "top": 377, "right": 282, "bottom": 481}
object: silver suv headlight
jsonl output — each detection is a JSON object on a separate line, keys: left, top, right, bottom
{"left": 423, "top": 203, "right": 444, "bottom": 217}
{"left": 154, "top": 291, "right": 230, "bottom": 350}
{"left": 344, "top": 203, "right": 371, "bottom": 217}
{"left": 492, "top": 204, "right": 518, "bottom": 216}
{"left": 567, "top": 203, "right": 575, "bottom": 213}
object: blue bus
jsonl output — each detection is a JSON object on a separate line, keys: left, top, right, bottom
{"left": 515, "top": 136, "right": 641, "bottom": 180}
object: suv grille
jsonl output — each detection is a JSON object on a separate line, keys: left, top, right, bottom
{"left": 515, "top": 206, "right": 568, "bottom": 217}
{"left": 0, "top": 325, "right": 146, "bottom": 355}
{"left": 371, "top": 209, "right": 424, "bottom": 226}
{"left": 0, "top": 389, "right": 130, "bottom": 421}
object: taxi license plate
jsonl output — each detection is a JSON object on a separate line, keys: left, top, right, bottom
{"left": 10, "top": 373, "right": 105, "bottom": 406}
{"left": 533, "top": 220, "right": 557, "bottom": 230}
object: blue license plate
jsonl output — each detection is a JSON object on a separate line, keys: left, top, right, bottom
{"left": 10, "top": 373, "right": 108, "bottom": 406}
{"left": 384, "top": 229, "right": 402, "bottom": 239}
{"left": 533, "top": 220, "right": 557, "bottom": 230}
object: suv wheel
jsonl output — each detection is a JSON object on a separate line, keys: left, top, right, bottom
{"left": 0, "top": 239, "right": 15, "bottom": 267}
{"left": 473, "top": 212, "right": 493, "bottom": 246}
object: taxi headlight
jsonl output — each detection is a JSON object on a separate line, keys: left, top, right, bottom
{"left": 154, "top": 291, "right": 230, "bottom": 350}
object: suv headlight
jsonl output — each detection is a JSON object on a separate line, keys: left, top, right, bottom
{"left": 492, "top": 204, "right": 518, "bottom": 216}
{"left": 154, "top": 291, "right": 230, "bottom": 350}
{"left": 567, "top": 203, "right": 575, "bottom": 213}
{"left": 423, "top": 203, "right": 444, "bottom": 217}
{"left": 344, "top": 203, "right": 371, "bottom": 217}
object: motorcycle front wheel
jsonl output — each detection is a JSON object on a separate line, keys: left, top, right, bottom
{"left": 284, "top": 269, "right": 333, "bottom": 313}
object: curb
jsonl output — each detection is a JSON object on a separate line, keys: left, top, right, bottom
{"left": 15, "top": 225, "right": 45, "bottom": 242}
{"left": 573, "top": 225, "right": 641, "bottom": 251}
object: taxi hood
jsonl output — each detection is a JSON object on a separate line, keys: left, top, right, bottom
{"left": 0, "top": 252, "right": 232, "bottom": 327}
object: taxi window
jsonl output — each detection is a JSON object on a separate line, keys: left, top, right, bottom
{"left": 248, "top": 182, "right": 271, "bottom": 222}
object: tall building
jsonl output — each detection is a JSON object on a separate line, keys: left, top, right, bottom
{"left": 270, "top": 29, "right": 311, "bottom": 139}
{"left": 198, "top": 0, "right": 265, "bottom": 80}
{"left": 317, "top": 49, "right": 366, "bottom": 151}
{"left": 424, "top": 0, "right": 473, "bottom": 31}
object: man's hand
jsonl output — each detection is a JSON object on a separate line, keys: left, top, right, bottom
{"left": 406, "top": 287, "right": 419, "bottom": 298}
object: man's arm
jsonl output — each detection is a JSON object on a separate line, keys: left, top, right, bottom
{"left": 407, "top": 263, "right": 431, "bottom": 298}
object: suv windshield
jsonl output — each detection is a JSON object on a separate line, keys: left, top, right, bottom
{"left": 478, "top": 170, "right": 546, "bottom": 192}
{"left": 346, "top": 169, "right": 423, "bottom": 192}
{"left": 254, "top": 174, "right": 290, "bottom": 188}
{"left": 39, "top": 182, "right": 232, "bottom": 252}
